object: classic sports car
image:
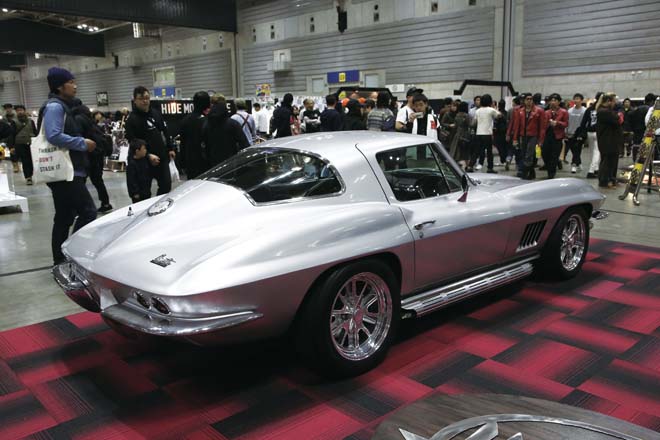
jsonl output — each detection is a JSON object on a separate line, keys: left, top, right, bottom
{"left": 54, "top": 132, "right": 606, "bottom": 377}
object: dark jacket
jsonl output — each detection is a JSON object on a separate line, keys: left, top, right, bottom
{"left": 630, "top": 104, "right": 650, "bottom": 136}
{"left": 125, "top": 103, "right": 171, "bottom": 160}
{"left": 126, "top": 156, "right": 151, "bottom": 200}
{"left": 272, "top": 104, "right": 293, "bottom": 138}
{"left": 179, "top": 111, "right": 208, "bottom": 179}
{"left": 0, "top": 118, "right": 11, "bottom": 140}
{"left": 204, "top": 103, "right": 249, "bottom": 167}
{"left": 14, "top": 116, "right": 36, "bottom": 145}
{"left": 0, "top": 117, "right": 16, "bottom": 146}
{"left": 320, "top": 107, "right": 343, "bottom": 132}
{"left": 578, "top": 105, "right": 598, "bottom": 135}
{"left": 72, "top": 103, "right": 111, "bottom": 158}
{"left": 343, "top": 102, "right": 365, "bottom": 131}
{"left": 38, "top": 94, "right": 88, "bottom": 174}
{"left": 622, "top": 107, "right": 634, "bottom": 132}
{"left": 596, "top": 108, "right": 624, "bottom": 155}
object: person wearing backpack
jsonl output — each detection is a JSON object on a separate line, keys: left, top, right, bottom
{"left": 71, "top": 100, "right": 113, "bottom": 213}
{"left": 231, "top": 99, "right": 257, "bottom": 145}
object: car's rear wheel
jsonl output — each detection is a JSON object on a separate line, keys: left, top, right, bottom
{"left": 296, "top": 260, "right": 400, "bottom": 378}
{"left": 537, "top": 207, "right": 589, "bottom": 280}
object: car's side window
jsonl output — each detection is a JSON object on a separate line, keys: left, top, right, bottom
{"left": 376, "top": 144, "right": 458, "bottom": 202}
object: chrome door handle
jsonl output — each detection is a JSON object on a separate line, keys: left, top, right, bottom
{"left": 414, "top": 220, "right": 436, "bottom": 230}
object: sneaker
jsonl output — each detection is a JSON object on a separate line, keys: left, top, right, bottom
{"left": 98, "top": 204, "right": 114, "bottom": 213}
{"left": 571, "top": 166, "right": 577, "bottom": 174}
{"left": 505, "top": 161, "right": 510, "bottom": 171}
{"left": 557, "top": 162, "right": 563, "bottom": 170}
{"left": 486, "top": 169, "right": 498, "bottom": 174}
{"left": 475, "top": 164, "right": 483, "bottom": 171}
{"left": 586, "top": 172, "right": 597, "bottom": 179}
{"left": 26, "top": 177, "right": 33, "bottom": 185}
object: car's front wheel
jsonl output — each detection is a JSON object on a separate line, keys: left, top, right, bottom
{"left": 538, "top": 207, "right": 589, "bottom": 280}
{"left": 296, "top": 260, "right": 400, "bottom": 378}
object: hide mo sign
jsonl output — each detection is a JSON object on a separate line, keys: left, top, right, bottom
{"left": 160, "top": 101, "right": 195, "bottom": 115}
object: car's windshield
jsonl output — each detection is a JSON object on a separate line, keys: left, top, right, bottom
{"left": 200, "top": 148, "right": 343, "bottom": 204}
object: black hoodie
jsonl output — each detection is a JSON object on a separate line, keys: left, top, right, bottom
{"left": 204, "top": 104, "right": 249, "bottom": 167}
{"left": 124, "top": 102, "right": 171, "bottom": 160}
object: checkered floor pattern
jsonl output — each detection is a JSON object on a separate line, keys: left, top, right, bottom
{"left": 1, "top": 239, "right": 659, "bottom": 439}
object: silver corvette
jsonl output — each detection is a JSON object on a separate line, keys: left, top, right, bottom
{"left": 54, "top": 132, "right": 606, "bottom": 376}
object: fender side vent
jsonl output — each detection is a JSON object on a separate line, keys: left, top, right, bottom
{"left": 517, "top": 220, "right": 546, "bottom": 252}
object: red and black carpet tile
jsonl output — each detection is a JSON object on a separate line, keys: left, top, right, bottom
{"left": 1, "top": 238, "right": 660, "bottom": 439}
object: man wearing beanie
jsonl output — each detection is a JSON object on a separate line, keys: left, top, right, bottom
{"left": 39, "top": 67, "right": 98, "bottom": 265}
{"left": 125, "top": 86, "right": 176, "bottom": 194}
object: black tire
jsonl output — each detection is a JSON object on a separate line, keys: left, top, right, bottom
{"left": 295, "top": 259, "right": 400, "bottom": 378}
{"left": 537, "top": 207, "right": 590, "bottom": 280}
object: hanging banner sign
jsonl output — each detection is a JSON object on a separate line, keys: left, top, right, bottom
{"left": 327, "top": 70, "right": 359, "bottom": 84}
{"left": 153, "top": 87, "right": 177, "bottom": 98}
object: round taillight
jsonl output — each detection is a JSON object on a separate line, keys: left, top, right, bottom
{"left": 134, "top": 291, "right": 150, "bottom": 309}
{"left": 151, "top": 297, "right": 170, "bottom": 315}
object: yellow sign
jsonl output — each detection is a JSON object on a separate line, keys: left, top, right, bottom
{"left": 339, "top": 72, "right": 346, "bottom": 83}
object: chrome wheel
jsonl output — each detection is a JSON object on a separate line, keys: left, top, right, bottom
{"left": 329, "top": 272, "right": 393, "bottom": 361}
{"left": 560, "top": 214, "right": 586, "bottom": 272}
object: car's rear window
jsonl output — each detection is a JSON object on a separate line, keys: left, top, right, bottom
{"left": 201, "top": 148, "right": 343, "bottom": 204}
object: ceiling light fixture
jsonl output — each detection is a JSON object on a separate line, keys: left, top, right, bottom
{"left": 81, "top": 23, "right": 88, "bottom": 28}
{"left": 2, "top": 8, "right": 8, "bottom": 12}
{"left": 77, "top": 25, "right": 83, "bottom": 29}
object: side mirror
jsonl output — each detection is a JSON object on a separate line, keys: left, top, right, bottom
{"left": 458, "top": 174, "right": 469, "bottom": 203}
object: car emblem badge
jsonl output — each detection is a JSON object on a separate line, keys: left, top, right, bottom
{"left": 147, "top": 198, "right": 173, "bottom": 216}
{"left": 398, "top": 414, "right": 641, "bottom": 440}
{"left": 151, "top": 254, "right": 176, "bottom": 267}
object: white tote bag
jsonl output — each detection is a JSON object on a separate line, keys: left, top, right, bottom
{"left": 30, "top": 116, "right": 74, "bottom": 183}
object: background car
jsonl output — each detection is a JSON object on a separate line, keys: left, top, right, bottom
{"left": 54, "top": 132, "right": 605, "bottom": 377}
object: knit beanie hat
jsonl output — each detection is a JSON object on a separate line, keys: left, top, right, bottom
{"left": 47, "top": 67, "right": 75, "bottom": 92}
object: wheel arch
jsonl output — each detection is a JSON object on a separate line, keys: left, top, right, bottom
{"left": 287, "top": 252, "right": 403, "bottom": 332}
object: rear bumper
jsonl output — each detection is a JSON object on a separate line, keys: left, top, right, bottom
{"left": 53, "top": 262, "right": 101, "bottom": 312}
{"left": 54, "top": 262, "right": 264, "bottom": 343}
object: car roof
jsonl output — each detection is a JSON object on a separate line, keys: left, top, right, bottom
{"left": 253, "top": 131, "right": 438, "bottom": 160}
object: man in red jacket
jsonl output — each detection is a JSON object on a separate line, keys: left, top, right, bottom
{"left": 511, "top": 93, "right": 546, "bottom": 180}
{"left": 542, "top": 93, "right": 569, "bottom": 179}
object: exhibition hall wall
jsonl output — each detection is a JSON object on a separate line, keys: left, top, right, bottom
{"left": 0, "top": 0, "right": 659, "bottom": 107}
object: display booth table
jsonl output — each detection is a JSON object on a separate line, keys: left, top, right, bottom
{"left": 0, "top": 161, "right": 28, "bottom": 213}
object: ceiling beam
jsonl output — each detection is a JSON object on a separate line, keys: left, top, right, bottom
{"left": 0, "top": 19, "right": 105, "bottom": 57}
{"left": 0, "top": 0, "right": 237, "bottom": 32}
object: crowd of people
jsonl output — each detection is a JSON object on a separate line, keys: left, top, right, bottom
{"left": 4, "top": 65, "right": 658, "bottom": 265}
{"left": 256, "top": 88, "right": 658, "bottom": 191}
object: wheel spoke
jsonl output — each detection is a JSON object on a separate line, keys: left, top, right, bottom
{"left": 331, "top": 317, "right": 344, "bottom": 337}
{"left": 351, "top": 329, "right": 360, "bottom": 349}
{"left": 363, "top": 315, "right": 377, "bottom": 326}
{"left": 339, "top": 330, "right": 348, "bottom": 348}
{"left": 360, "top": 325, "right": 372, "bottom": 339}
{"left": 361, "top": 293, "right": 378, "bottom": 310}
